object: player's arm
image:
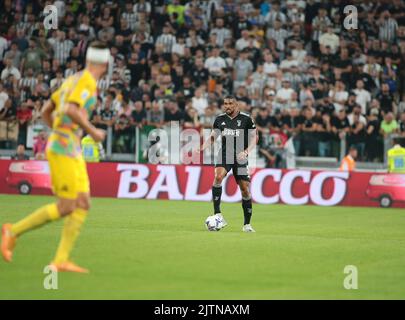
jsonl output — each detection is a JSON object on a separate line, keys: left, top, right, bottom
{"left": 65, "top": 82, "right": 106, "bottom": 142}
{"left": 65, "top": 103, "right": 105, "bottom": 142}
{"left": 41, "top": 99, "right": 56, "bottom": 128}
{"left": 245, "top": 119, "right": 259, "bottom": 155}
{"left": 198, "top": 118, "right": 220, "bottom": 153}
{"left": 244, "top": 128, "right": 258, "bottom": 156}
{"left": 238, "top": 118, "right": 258, "bottom": 160}
{"left": 199, "top": 129, "right": 219, "bottom": 153}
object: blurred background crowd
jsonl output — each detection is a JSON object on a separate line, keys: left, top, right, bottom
{"left": 0, "top": 0, "right": 404, "bottom": 166}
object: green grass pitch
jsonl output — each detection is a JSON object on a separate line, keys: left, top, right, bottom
{"left": 0, "top": 194, "right": 405, "bottom": 299}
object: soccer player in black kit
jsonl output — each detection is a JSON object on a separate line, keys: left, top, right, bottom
{"left": 198, "top": 96, "right": 257, "bottom": 232}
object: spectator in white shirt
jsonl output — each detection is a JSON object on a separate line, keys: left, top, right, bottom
{"left": 204, "top": 47, "right": 226, "bottom": 75}
{"left": 319, "top": 26, "right": 340, "bottom": 54}
{"left": 3, "top": 42, "right": 22, "bottom": 68}
{"left": 353, "top": 80, "right": 371, "bottom": 114}
{"left": 0, "top": 34, "right": 8, "bottom": 60}
{"left": 172, "top": 36, "right": 186, "bottom": 56}
{"left": 263, "top": 52, "right": 278, "bottom": 77}
{"left": 276, "top": 79, "right": 295, "bottom": 110}
{"left": 329, "top": 80, "right": 348, "bottom": 112}
{"left": 279, "top": 52, "right": 299, "bottom": 72}
{"left": 348, "top": 105, "right": 367, "bottom": 126}
{"left": 363, "top": 55, "right": 382, "bottom": 87}
{"left": 235, "top": 30, "right": 250, "bottom": 51}
{"left": 0, "top": 83, "right": 9, "bottom": 112}
{"left": 1, "top": 58, "right": 21, "bottom": 81}
{"left": 251, "top": 64, "right": 268, "bottom": 92}
{"left": 291, "top": 41, "right": 307, "bottom": 64}
{"left": 50, "top": 69, "right": 65, "bottom": 91}
{"left": 192, "top": 88, "right": 208, "bottom": 115}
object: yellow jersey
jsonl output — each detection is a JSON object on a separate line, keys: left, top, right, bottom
{"left": 388, "top": 146, "right": 405, "bottom": 173}
{"left": 47, "top": 69, "right": 98, "bottom": 158}
{"left": 81, "top": 135, "right": 102, "bottom": 162}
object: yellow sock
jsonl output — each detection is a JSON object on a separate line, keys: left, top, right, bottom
{"left": 11, "top": 203, "right": 60, "bottom": 237}
{"left": 53, "top": 208, "right": 87, "bottom": 264}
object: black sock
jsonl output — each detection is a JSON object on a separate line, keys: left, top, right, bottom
{"left": 242, "top": 198, "right": 252, "bottom": 225}
{"left": 212, "top": 185, "right": 222, "bottom": 214}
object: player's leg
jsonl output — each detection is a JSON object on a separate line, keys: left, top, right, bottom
{"left": 1, "top": 199, "right": 74, "bottom": 262}
{"left": 234, "top": 165, "right": 255, "bottom": 232}
{"left": 1, "top": 153, "right": 76, "bottom": 262}
{"left": 51, "top": 192, "right": 89, "bottom": 273}
{"left": 212, "top": 166, "right": 228, "bottom": 214}
{"left": 51, "top": 156, "right": 90, "bottom": 273}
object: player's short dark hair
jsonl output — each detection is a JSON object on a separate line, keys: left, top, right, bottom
{"left": 89, "top": 41, "right": 108, "bottom": 50}
{"left": 223, "top": 95, "right": 236, "bottom": 101}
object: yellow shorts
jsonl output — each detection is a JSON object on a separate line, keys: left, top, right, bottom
{"left": 46, "top": 150, "right": 90, "bottom": 199}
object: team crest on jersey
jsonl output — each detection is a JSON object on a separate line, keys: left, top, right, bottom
{"left": 237, "top": 120, "right": 241, "bottom": 127}
{"left": 81, "top": 89, "right": 90, "bottom": 100}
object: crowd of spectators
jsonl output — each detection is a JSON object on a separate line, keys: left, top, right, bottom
{"left": 0, "top": 0, "right": 405, "bottom": 165}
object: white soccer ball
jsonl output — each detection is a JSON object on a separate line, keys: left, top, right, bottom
{"left": 205, "top": 215, "right": 223, "bottom": 231}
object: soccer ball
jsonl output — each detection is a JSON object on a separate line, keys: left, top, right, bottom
{"left": 205, "top": 215, "right": 223, "bottom": 231}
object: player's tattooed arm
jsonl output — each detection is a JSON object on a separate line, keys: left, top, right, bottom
{"left": 65, "top": 102, "right": 106, "bottom": 142}
{"left": 41, "top": 99, "right": 56, "bottom": 128}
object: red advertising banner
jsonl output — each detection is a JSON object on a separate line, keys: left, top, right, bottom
{"left": 0, "top": 160, "right": 403, "bottom": 208}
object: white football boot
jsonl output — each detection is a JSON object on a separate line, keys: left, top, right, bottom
{"left": 242, "top": 224, "right": 256, "bottom": 233}
{"left": 215, "top": 213, "right": 228, "bottom": 228}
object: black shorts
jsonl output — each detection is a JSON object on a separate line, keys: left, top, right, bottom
{"left": 215, "top": 162, "right": 251, "bottom": 182}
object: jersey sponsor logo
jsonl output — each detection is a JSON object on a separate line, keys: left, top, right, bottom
{"left": 222, "top": 128, "right": 240, "bottom": 137}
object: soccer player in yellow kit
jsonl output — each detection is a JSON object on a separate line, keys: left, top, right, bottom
{"left": 1, "top": 42, "right": 110, "bottom": 273}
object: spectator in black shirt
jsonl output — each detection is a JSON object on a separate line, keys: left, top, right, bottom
{"left": 366, "top": 108, "right": 382, "bottom": 162}
{"left": 345, "top": 92, "right": 357, "bottom": 114}
{"left": 131, "top": 101, "right": 147, "bottom": 129}
{"left": 300, "top": 107, "right": 317, "bottom": 156}
{"left": 189, "top": 57, "right": 209, "bottom": 87}
{"left": 114, "top": 113, "right": 133, "bottom": 153}
{"left": 11, "top": 144, "right": 29, "bottom": 160}
{"left": 352, "top": 65, "right": 377, "bottom": 93}
{"left": 164, "top": 100, "right": 184, "bottom": 124}
{"left": 270, "top": 109, "right": 284, "bottom": 132}
{"left": 232, "top": 11, "right": 252, "bottom": 40}
{"left": 376, "top": 83, "right": 395, "bottom": 114}
{"left": 178, "top": 76, "right": 194, "bottom": 101}
{"left": 331, "top": 109, "right": 350, "bottom": 157}
{"left": 255, "top": 107, "right": 271, "bottom": 147}
{"left": 128, "top": 52, "right": 146, "bottom": 88}
{"left": 333, "top": 48, "right": 352, "bottom": 83}
{"left": 317, "top": 96, "right": 335, "bottom": 116}
{"left": 183, "top": 107, "right": 200, "bottom": 129}
{"left": 316, "top": 112, "right": 333, "bottom": 157}
{"left": 93, "top": 94, "right": 116, "bottom": 131}
{"left": 348, "top": 114, "right": 367, "bottom": 160}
